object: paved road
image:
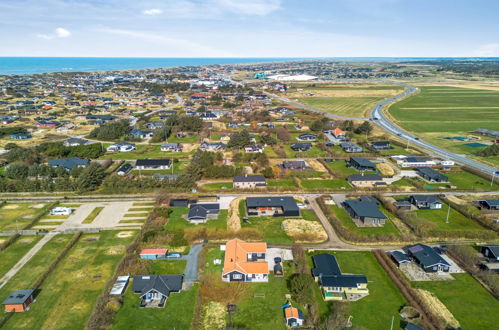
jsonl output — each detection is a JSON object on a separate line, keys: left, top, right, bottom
{"left": 0, "top": 232, "right": 58, "bottom": 289}
{"left": 144, "top": 94, "right": 183, "bottom": 118}
{"left": 182, "top": 243, "right": 203, "bottom": 283}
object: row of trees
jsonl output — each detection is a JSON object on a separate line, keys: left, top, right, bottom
{"left": 88, "top": 119, "right": 131, "bottom": 141}
{"left": 150, "top": 115, "right": 203, "bottom": 143}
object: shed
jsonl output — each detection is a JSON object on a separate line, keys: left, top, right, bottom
{"left": 140, "top": 249, "right": 168, "bottom": 260}
{"left": 3, "top": 289, "right": 35, "bottom": 312}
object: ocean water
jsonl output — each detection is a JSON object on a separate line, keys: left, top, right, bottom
{"left": 0, "top": 57, "right": 302, "bottom": 76}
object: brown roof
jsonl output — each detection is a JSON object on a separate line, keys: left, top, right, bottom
{"left": 284, "top": 307, "right": 299, "bottom": 319}
{"left": 223, "top": 239, "right": 268, "bottom": 275}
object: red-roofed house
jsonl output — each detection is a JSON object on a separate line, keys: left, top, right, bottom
{"left": 332, "top": 128, "right": 347, "bottom": 139}
{"left": 222, "top": 239, "right": 268, "bottom": 282}
{"left": 140, "top": 249, "right": 168, "bottom": 260}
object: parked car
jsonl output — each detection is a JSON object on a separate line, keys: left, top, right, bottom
{"left": 166, "top": 252, "right": 182, "bottom": 259}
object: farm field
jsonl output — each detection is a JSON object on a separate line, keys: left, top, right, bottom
{"left": 4, "top": 230, "right": 137, "bottom": 330}
{"left": 388, "top": 85, "right": 499, "bottom": 166}
{"left": 413, "top": 274, "right": 499, "bottom": 329}
{"left": 310, "top": 251, "right": 406, "bottom": 329}
{"left": 0, "top": 203, "right": 49, "bottom": 232}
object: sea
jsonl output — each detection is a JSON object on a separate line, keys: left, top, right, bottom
{"left": 0, "top": 57, "right": 302, "bottom": 76}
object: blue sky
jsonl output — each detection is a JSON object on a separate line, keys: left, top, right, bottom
{"left": 0, "top": 0, "right": 498, "bottom": 57}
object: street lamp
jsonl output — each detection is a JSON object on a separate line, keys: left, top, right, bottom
{"left": 491, "top": 170, "right": 499, "bottom": 187}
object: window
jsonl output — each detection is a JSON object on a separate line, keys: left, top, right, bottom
{"left": 233, "top": 274, "right": 242, "bottom": 279}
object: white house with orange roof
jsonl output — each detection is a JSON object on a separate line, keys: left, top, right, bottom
{"left": 222, "top": 239, "right": 269, "bottom": 282}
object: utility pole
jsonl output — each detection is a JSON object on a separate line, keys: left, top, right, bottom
{"left": 446, "top": 203, "right": 451, "bottom": 224}
{"left": 390, "top": 315, "right": 394, "bottom": 330}
{"left": 491, "top": 171, "right": 498, "bottom": 187}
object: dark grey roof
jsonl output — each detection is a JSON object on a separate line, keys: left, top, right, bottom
{"left": 348, "top": 174, "right": 382, "bottom": 181}
{"left": 477, "top": 199, "right": 499, "bottom": 207}
{"left": 246, "top": 197, "right": 299, "bottom": 212}
{"left": 415, "top": 167, "right": 448, "bottom": 180}
{"left": 282, "top": 160, "right": 307, "bottom": 168}
{"left": 188, "top": 203, "right": 220, "bottom": 219}
{"left": 371, "top": 141, "right": 390, "bottom": 146}
{"left": 406, "top": 156, "right": 430, "bottom": 162}
{"left": 312, "top": 253, "right": 341, "bottom": 277}
{"left": 48, "top": 157, "right": 90, "bottom": 169}
{"left": 234, "top": 175, "right": 266, "bottom": 183}
{"left": 390, "top": 251, "right": 411, "bottom": 264}
{"left": 2, "top": 289, "right": 34, "bottom": 305}
{"left": 406, "top": 244, "right": 450, "bottom": 268}
{"left": 320, "top": 274, "right": 368, "bottom": 288}
{"left": 404, "top": 323, "right": 425, "bottom": 330}
{"left": 135, "top": 159, "right": 171, "bottom": 167}
{"left": 349, "top": 157, "right": 375, "bottom": 168}
{"left": 410, "top": 195, "right": 441, "bottom": 204}
{"left": 344, "top": 198, "right": 387, "bottom": 219}
{"left": 482, "top": 245, "right": 499, "bottom": 257}
{"left": 132, "top": 275, "right": 183, "bottom": 297}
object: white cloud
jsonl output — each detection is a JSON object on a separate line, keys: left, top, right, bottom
{"left": 37, "top": 27, "right": 71, "bottom": 40}
{"left": 214, "top": 0, "right": 281, "bottom": 16}
{"left": 143, "top": 8, "right": 163, "bottom": 15}
{"left": 472, "top": 43, "right": 499, "bottom": 57}
{"left": 55, "top": 27, "right": 71, "bottom": 38}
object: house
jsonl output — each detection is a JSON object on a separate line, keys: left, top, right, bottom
{"left": 200, "top": 142, "right": 226, "bottom": 152}
{"left": 481, "top": 245, "right": 499, "bottom": 262}
{"left": 187, "top": 203, "right": 220, "bottom": 223}
{"left": 340, "top": 142, "right": 362, "bottom": 153}
{"left": 140, "top": 249, "right": 168, "bottom": 260}
{"left": 284, "top": 307, "right": 305, "bottom": 328}
{"left": 348, "top": 174, "right": 386, "bottom": 188}
{"left": 405, "top": 244, "right": 450, "bottom": 273}
{"left": 9, "top": 132, "right": 32, "bottom": 140}
{"left": 130, "top": 129, "right": 154, "bottom": 139}
{"left": 132, "top": 275, "right": 183, "bottom": 308}
{"left": 348, "top": 157, "right": 376, "bottom": 171}
{"left": 404, "top": 323, "right": 425, "bottom": 330}
{"left": 312, "top": 253, "right": 369, "bottom": 301}
{"left": 169, "top": 199, "right": 193, "bottom": 207}
{"left": 370, "top": 141, "right": 392, "bottom": 151}
{"left": 331, "top": 128, "right": 347, "bottom": 139}
{"left": 393, "top": 200, "right": 412, "bottom": 210}
{"left": 117, "top": 163, "right": 133, "bottom": 176}
{"left": 146, "top": 122, "right": 164, "bottom": 130}
{"left": 246, "top": 197, "right": 300, "bottom": 217}
{"left": 476, "top": 199, "right": 499, "bottom": 210}
{"left": 409, "top": 195, "right": 443, "bottom": 210}
{"left": 244, "top": 145, "right": 264, "bottom": 153}
{"left": 2, "top": 289, "right": 35, "bottom": 312}
{"left": 199, "top": 111, "right": 219, "bottom": 120}
{"left": 220, "top": 133, "right": 232, "bottom": 142}
{"left": 291, "top": 143, "right": 311, "bottom": 152}
{"left": 389, "top": 251, "right": 412, "bottom": 266}
{"left": 233, "top": 175, "right": 266, "bottom": 189}
{"left": 297, "top": 133, "right": 317, "bottom": 141}
{"left": 343, "top": 196, "right": 387, "bottom": 226}
{"left": 86, "top": 114, "right": 116, "bottom": 122}
{"left": 135, "top": 159, "right": 171, "bottom": 170}
{"left": 35, "top": 120, "right": 59, "bottom": 127}
{"left": 48, "top": 157, "right": 90, "bottom": 170}
{"left": 110, "top": 275, "right": 130, "bottom": 296}
{"left": 107, "top": 142, "right": 136, "bottom": 152}
{"left": 63, "top": 138, "right": 92, "bottom": 147}
{"left": 50, "top": 207, "right": 72, "bottom": 216}
{"left": 281, "top": 160, "right": 308, "bottom": 171}
{"left": 399, "top": 156, "right": 436, "bottom": 168}
{"left": 160, "top": 143, "right": 182, "bottom": 152}
{"left": 222, "top": 238, "right": 268, "bottom": 282}
{"left": 415, "top": 167, "right": 448, "bottom": 183}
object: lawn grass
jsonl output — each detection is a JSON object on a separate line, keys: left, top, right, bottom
{"left": 165, "top": 207, "right": 228, "bottom": 230}
{"left": 128, "top": 207, "right": 154, "bottom": 212}
{"left": 0, "top": 236, "right": 42, "bottom": 278}
{"left": 119, "top": 219, "right": 146, "bottom": 224}
{"left": 445, "top": 171, "right": 499, "bottom": 191}
{"left": 201, "top": 182, "right": 233, "bottom": 190}
{"left": 310, "top": 251, "right": 406, "bottom": 330}
{"left": 284, "top": 145, "right": 326, "bottom": 158}
{"left": 112, "top": 283, "right": 199, "bottom": 330}
{"left": 412, "top": 274, "right": 499, "bottom": 329}
{"left": 326, "top": 161, "right": 360, "bottom": 178}
{"left": 82, "top": 206, "right": 104, "bottom": 224}
{"left": 267, "top": 179, "right": 296, "bottom": 187}
{"left": 241, "top": 215, "right": 293, "bottom": 244}
{"left": 151, "top": 260, "right": 187, "bottom": 275}
{"left": 414, "top": 203, "right": 486, "bottom": 231}
{"left": 330, "top": 205, "right": 401, "bottom": 237}
{"left": 132, "top": 202, "right": 155, "bottom": 206}
{"left": 301, "top": 178, "right": 349, "bottom": 190}
{"left": 123, "top": 212, "right": 150, "bottom": 218}
{"left": 5, "top": 231, "right": 137, "bottom": 330}
{"left": 0, "top": 203, "right": 48, "bottom": 232}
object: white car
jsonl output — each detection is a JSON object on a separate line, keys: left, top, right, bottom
{"left": 50, "top": 207, "right": 72, "bottom": 216}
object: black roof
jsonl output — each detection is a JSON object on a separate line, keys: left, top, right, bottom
{"left": 132, "top": 275, "right": 183, "bottom": 297}
{"left": 410, "top": 195, "right": 441, "bottom": 204}
{"left": 246, "top": 197, "right": 299, "bottom": 212}
{"left": 2, "top": 289, "right": 34, "bottom": 305}
{"left": 169, "top": 199, "right": 190, "bottom": 207}
{"left": 188, "top": 203, "right": 220, "bottom": 219}
{"left": 482, "top": 245, "right": 499, "bottom": 257}
{"left": 415, "top": 167, "right": 448, "bottom": 180}
{"left": 312, "top": 253, "right": 341, "bottom": 277}
{"left": 406, "top": 244, "right": 450, "bottom": 268}
{"left": 404, "top": 323, "right": 425, "bottom": 330}
{"left": 320, "top": 274, "right": 368, "bottom": 288}
{"left": 135, "top": 159, "right": 172, "bottom": 167}
{"left": 118, "top": 163, "right": 132, "bottom": 172}
{"left": 348, "top": 174, "right": 382, "bottom": 181}
{"left": 233, "top": 175, "right": 266, "bottom": 183}
{"left": 349, "top": 157, "right": 375, "bottom": 168}
{"left": 343, "top": 198, "right": 387, "bottom": 219}
{"left": 390, "top": 251, "right": 411, "bottom": 264}
{"left": 371, "top": 141, "right": 390, "bottom": 146}
{"left": 477, "top": 199, "right": 499, "bottom": 207}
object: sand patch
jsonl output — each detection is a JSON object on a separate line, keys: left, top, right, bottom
{"left": 307, "top": 159, "right": 327, "bottom": 172}
{"left": 0, "top": 239, "right": 6, "bottom": 244}
{"left": 29, "top": 204, "right": 46, "bottom": 209}
{"left": 446, "top": 195, "right": 466, "bottom": 206}
{"left": 227, "top": 197, "right": 243, "bottom": 232}
{"left": 282, "top": 219, "right": 327, "bottom": 243}
{"left": 182, "top": 143, "right": 198, "bottom": 152}
{"left": 415, "top": 289, "right": 460, "bottom": 328}
{"left": 377, "top": 163, "right": 395, "bottom": 176}
{"left": 201, "top": 301, "right": 226, "bottom": 330}
{"left": 3, "top": 204, "right": 19, "bottom": 209}
{"left": 116, "top": 231, "right": 133, "bottom": 238}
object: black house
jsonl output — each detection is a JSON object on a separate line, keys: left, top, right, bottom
{"left": 187, "top": 203, "right": 220, "bottom": 223}
{"left": 343, "top": 196, "right": 387, "bottom": 226}
{"left": 415, "top": 167, "right": 448, "bottom": 183}
{"left": 370, "top": 141, "right": 392, "bottom": 151}
{"left": 476, "top": 199, "right": 499, "bottom": 210}
{"left": 246, "top": 197, "right": 300, "bottom": 217}
{"left": 132, "top": 275, "right": 183, "bottom": 308}
{"left": 405, "top": 244, "right": 450, "bottom": 273}
{"left": 409, "top": 195, "right": 443, "bottom": 210}
{"left": 481, "top": 245, "right": 499, "bottom": 262}
{"left": 291, "top": 143, "right": 312, "bottom": 152}
{"left": 348, "top": 157, "right": 376, "bottom": 171}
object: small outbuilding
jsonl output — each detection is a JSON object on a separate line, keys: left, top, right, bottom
{"left": 284, "top": 306, "right": 305, "bottom": 328}
{"left": 140, "top": 249, "right": 168, "bottom": 260}
{"left": 3, "top": 289, "right": 35, "bottom": 312}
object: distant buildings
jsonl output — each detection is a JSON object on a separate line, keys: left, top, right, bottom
{"left": 233, "top": 175, "right": 266, "bottom": 189}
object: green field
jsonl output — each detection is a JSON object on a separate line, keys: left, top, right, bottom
{"left": 82, "top": 206, "right": 104, "bottom": 224}
{"left": 266, "top": 179, "right": 296, "bottom": 187}
{"left": 300, "top": 178, "right": 349, "bottom": 190}
{"left": 330, "top": 205, "right": 401, "bottom": 237}
{"left": 414, "top": 203, "right": 487, "bottom": 231}
{"left": 165, "top": 207, "right": 228, "bottom": 230}
{"left": 201, "top": 182, "right": 233, "bottom": 190}
{"left": 151, "top": 260, "right": 187, "bottom": 274}
{"left": 284, "top": 144, "right": 327, "bottom": 158}
{"left": 0, "top": 203, "right": 48, "bottom": 232}
{"left": 310, "top": 251, "right": 406, "bottom": 329}
{"left": 4, "top": 231, "right": 136, "bottom": 330}
{"left": 326, "top": 161, "right": 363, "bottom": 178}
{"left": 413, "top": 274, "right": 499, "bottom": 329}
{"left": 388, "top": 86, "right": 499, "bottom": 166}
{"left": 0, "top": 236, "right": 41, "bottom": 278}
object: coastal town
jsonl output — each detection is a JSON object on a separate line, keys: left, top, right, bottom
{"left": 0, "top": 59, "right": 498, "bottom": 330}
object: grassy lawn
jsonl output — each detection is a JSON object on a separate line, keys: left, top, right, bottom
{"left": 301, "top": 178, "right": 349, "bottom": 190}
{"left": 0, "top": 236, "right": 42, "bottom": 278}
{"left": 413, "top": 274, "right": 499, "bottom": 330}
{"left": 123, "top": 212, "right": 150, "bottom": 218}
{"left": 201, "top": 182, "right": 233, "bottom": 190}
{"left": 0, "top": 203, "right": 48, "bottom": 232}
{"left": 326, "top": 161, "right": 361, "bottom": 178}
{"left": 112, "top": 283, "right": 199, "bottom": 330}
{"left": 167, "top": 134, "right": 199, "bottom": 143}
{"left": 165, "top": 207, "right": 228, "bottom": 230}
{"left": 445, "top": 171, "right": 499, "bottom": 191}
{"left": 414, "top": 204, "right": 486, "bottom": 231}
{"left": 284, "top": 145, "right": 326, "bottom": 158}
{"left": 151, "top": 260, "right": 187, "bottom": 274}
{"left": 310, "top": 251, "right": 406, "bottom": 330}
{"left": 128, "top": 207, "right": 154, "bottom": 212}
{"left": 82, "top": 206, "right": 104, "bottom": 224}
{"left": 0, "top": 235, "right": 73, "bottom": 325}
{"left": 133, "top": 202, "right": 155, "bottom": 206}
{"left": 241, "top": 215, "right": 293, "bottom": 244}
{"left": 330, "top": 205, "right": 401, "bottom": 237}
{"left": 267, "top": 179, "right": 296, "bottom": 187}
{"left": 5, "top": 231, "right": 137, "bottom": 330}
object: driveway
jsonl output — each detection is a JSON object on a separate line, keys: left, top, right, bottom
{"left": 182, "top": 243, "right": 203, "bottom": 283}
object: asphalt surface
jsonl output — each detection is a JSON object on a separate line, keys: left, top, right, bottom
{"left": 182, "top": 243, "right": 203, "bottom": 283}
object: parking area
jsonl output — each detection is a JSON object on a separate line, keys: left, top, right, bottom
{"left": 265, "top": 248, "right": 293, "bottom": 271}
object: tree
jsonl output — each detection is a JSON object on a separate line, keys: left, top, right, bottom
{"left": 150, "top": 125, "right": 172, "bottom": 143}
{"left": 260, "top": 134, "right": 277, "bottom": 146}
{"left": 475, "top": 144, "right": 499, "bottom": 157}
{"left": 76, "top": 163, "right": 106, "bottom": 192}
{"left": 276, "top": 128, "right": 290, "bottom": 141}
{"left": 261, "top": 167, "right": 274, "bottom": 178}
{"left": 87, "top": 119, "right": 131, "bottom": 141}
{"left": 340, "top": 120, "right": 355, "bottom": 131}
{"left": 288, "top": 273, "right": 314, "bottom": 304}
{"left": 227, "top": 129, "right": 251, "bottom": 149}
{"left": 355, "top": 121, "right": 373, "bottom": 135}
